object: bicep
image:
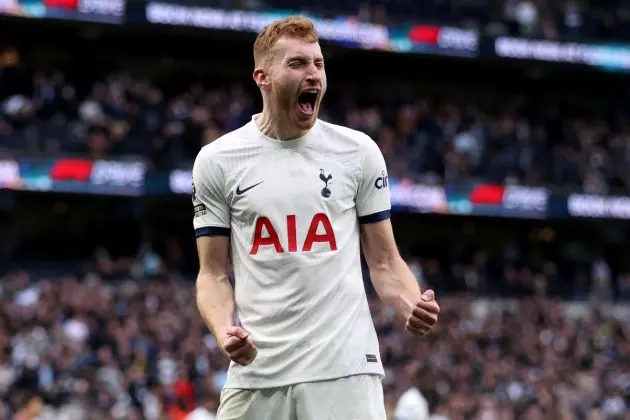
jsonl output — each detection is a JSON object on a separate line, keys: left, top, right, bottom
{"left": 360, "top": 218, "right": 399, "bottom": 268}
{"left": 196, "top": 235, "right": 230, "bottom": 276}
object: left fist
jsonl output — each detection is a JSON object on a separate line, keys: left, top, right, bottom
{"left": 405, "top": 289, "right": 440, "bottom": 336}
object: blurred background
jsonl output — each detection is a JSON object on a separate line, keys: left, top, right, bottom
{"left": 1, "top": 1, "right": 630, "bottom": 419}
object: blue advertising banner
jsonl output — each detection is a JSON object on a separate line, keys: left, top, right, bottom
{"left": 0, "top": 0, "right": 125, "bottom": 23}
{"left": 3, "top": 159, "right": 630, "bottom": 220}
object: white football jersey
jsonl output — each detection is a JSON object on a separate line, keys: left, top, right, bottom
{"left": 192, "top": 115, "right": 391, "bottom": 388}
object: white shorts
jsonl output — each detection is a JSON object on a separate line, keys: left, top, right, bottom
{"left": 217, "top": 374, "right": 387, "bottom": 420}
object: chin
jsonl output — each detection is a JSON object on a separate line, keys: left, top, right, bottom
{"left": 295, "top": 116, "right": 317, "bottom": 131}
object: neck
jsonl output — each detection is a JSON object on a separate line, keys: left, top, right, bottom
{"left": 256, "top": 101, "right": 310, "bottom": 141}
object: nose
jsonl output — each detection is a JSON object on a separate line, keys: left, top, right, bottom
{"left": 304, "top": 63, "right": 321, "bottom": 84}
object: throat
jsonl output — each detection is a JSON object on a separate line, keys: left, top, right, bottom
{"left": 255, "top": 112, "right": 310, "bottom": 141}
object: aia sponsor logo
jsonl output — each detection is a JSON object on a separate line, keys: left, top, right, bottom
{"left": 250, "top": 213, "right": 337, "bottom": 255}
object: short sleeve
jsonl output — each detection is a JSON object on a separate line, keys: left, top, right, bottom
{"left": 356, "top": 137, "right": 391, "bottom": 224}
{"left": 192, "top": 147, "right": 231, "bottom": 237}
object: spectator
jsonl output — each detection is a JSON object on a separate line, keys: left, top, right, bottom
{"left": 513, "top": 0, "right": 539, "bottom": 36}
{"left": 13, "top": 391, "right": 44, "bottom": 420}
{"left": 394, "top": 364, "right": 431, "bottom": 420}
{"left": 186, "top": 393, "right": 219, "bottom": 420}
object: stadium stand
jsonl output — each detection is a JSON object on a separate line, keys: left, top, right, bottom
{"left": 3, "top": 64, "right": 630, "bottom": 194}
{"left": 171, "top": 0, "right": 630, "bottom": 40}
{"left": 1, "top": 4, "right": 630, "bottom": 420}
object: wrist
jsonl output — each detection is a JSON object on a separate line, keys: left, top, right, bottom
{"left": 215, "top": 323, "right": 233, "bottom": 340}
{"left": 398, "top": 291, "right": 418, "bottom": 315}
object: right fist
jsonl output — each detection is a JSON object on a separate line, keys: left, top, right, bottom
{"left": 220, "top": 326, "right": 257, "bottom": 366}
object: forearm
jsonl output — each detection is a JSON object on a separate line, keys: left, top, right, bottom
{"left": 196, "top": 271, "right": 235, "bottom": 340}
{"left": 370, "top": 255, "right": 422, "bottom": 319}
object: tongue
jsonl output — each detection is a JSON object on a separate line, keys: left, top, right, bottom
{"left": 298, "top": 102, "right": 314, "bottom": 114}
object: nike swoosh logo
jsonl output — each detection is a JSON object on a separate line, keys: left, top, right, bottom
{"left": 236, "top": 181, "right": 264, "bottom": 196}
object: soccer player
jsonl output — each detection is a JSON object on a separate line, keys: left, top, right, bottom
{"left": 193, "top": 16, "right": 440, "bottom": 420}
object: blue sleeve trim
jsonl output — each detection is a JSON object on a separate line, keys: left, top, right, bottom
{"left": 358, "top": 209, "right": 391, "bottom": 224}
{"left": 195, "top": 227, "right": 231, "bottom": 237}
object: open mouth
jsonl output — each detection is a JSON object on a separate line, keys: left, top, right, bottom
{"left": 296, "top": 91, "right": 318, "bottom": 116}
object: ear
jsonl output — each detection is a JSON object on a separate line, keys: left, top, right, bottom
{"left": 253, "top": 68, "right": 270, "bottom": 89}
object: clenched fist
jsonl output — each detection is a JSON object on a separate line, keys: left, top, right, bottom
{"left": 221, "top": 326, "right": 258, "bottom": 366}
{"left": 405, "top": 289, "right": 440, "bottom": 336}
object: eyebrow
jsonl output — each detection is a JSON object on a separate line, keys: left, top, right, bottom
{"left": 287, "top": 55, "right": 324, "bottom": 62}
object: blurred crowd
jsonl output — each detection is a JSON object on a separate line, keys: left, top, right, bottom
{"left": 0, "top": 237, "right": 629, "bottom": 420}
{"left": 0, "top": 271, "right": 222, "bottom": 420}
{"left": 214, "top": 0, "right": 630, "bottom": 41}
{"left": 1, "top": 0, "right": 628, "bottom": 41}
{"left": 3, "top": 69, "right": 630, "bottom": 195}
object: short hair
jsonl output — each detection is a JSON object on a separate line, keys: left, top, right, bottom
{"left": 253, "top": 16, "right": 319, "bottom": 66}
